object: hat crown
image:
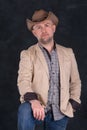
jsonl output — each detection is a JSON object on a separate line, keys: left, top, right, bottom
{"left": 26, "top": 9, "right": 59, "bottom": 31}
{"left": 32, "top": 10, "right": 48, "bottom": 22}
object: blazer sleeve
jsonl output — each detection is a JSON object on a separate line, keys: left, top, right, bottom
{"left": 69, "top": 49, "right": 81, "bottom": 104}
{"left": 17, "top": 50, "right": 34, "bottom": 97}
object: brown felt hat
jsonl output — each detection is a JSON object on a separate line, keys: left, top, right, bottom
{"left": 26, "top": 9, "right": 59, "bottom": 31}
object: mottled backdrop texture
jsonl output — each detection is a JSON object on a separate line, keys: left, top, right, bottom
{"left": 0, "top": 0, "right": 87, "bottom": 130}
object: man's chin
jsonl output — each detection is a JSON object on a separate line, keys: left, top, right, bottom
{"left": 40, "top": 40, "right": 49, "bottom": 44}
{"left": 40, "top": 38, "right": 52, "bottom": 44}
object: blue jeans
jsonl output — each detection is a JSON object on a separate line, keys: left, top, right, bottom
{"left": 18, "top": 102, "right": 69, "bottom": 130}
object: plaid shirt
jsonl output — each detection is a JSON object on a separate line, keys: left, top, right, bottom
{"left": 39, "top": 43, "right": 64, "bottom": 120}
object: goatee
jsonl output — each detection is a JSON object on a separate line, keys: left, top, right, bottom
{"left": 39, "top": 37, "right": 53, "bottom": 44}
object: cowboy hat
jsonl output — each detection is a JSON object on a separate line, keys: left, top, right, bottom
{"left": 26, "top": 9, "right": 59, "bottom": 31}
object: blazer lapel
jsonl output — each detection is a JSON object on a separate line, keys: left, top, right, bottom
{"left": 36, "top": 44, "right": 49, "bottom": 78}
{"left": 56, "top": 45, "right": 64, "bottom": 87}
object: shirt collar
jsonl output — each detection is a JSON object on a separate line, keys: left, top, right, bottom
{"left": 38, "top": 41, "right": 56, "bottom": 51}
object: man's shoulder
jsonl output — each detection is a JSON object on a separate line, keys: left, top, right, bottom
{"left": 27, "top": 44, "right": 37, "bottom": 51}
{"left": 56, "top": 43, "right": 73, "bottom": 52}
{"left": 56, "top": 43, "right": 74, "bottom": 59}
{"left": 20, "top": 44, "right": 38, "bottom": 58}
{"left": 22, "top": 44, "right": 37, "bottom": 53}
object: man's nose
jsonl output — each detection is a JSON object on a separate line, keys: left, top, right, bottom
{"left": 41, "top": 27, "right": 46, "bottom": 33}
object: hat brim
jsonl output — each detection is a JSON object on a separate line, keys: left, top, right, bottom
{"left": 26, "top": 11, "right": 59, "bottom": 31}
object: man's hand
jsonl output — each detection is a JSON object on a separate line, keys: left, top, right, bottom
{"left": 30, "top": 100, "right": 45, "bottom": 121}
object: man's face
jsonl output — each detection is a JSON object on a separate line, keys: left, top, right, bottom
{"left": 32, "top": 20, "right": 56, "bottom": 44}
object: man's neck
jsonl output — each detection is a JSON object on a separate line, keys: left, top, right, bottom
{"left": 39, "top": 40, "right": 55, "bottom": 53}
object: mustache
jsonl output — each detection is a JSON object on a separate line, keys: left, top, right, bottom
{"left": 41, "top": 32, "right": 48, "bottom": 35}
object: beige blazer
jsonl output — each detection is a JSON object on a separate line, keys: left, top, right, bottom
{"left": 17, "top": 43, "right": 81, "bottom": 117}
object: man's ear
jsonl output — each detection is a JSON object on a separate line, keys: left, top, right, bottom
{"left": 53, "top": 24, "right": 56, "bottom": 33}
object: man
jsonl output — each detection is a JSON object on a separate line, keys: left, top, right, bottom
{"left": 17, "top": 9, "right": 81, "bottom": 130}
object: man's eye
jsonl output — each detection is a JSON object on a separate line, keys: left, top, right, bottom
{"left": 35, "top": 26, "right": 40, "bottom": 29}
{"left": 33, "top": 26, "right": 41, "bottom": 30}
{"left": 45, "top": 24, "right": 50, "bottom": 27}
{"left": 37, "top": 26, "right": 41, "bottom": 29}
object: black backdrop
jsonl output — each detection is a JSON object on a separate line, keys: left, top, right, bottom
{"left": 0, "top": 0, "right": 87, "bottom": 130}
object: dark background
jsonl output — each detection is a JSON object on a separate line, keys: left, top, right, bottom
{"left": 0, "top": 0, "right": 87, "bottom": 130}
